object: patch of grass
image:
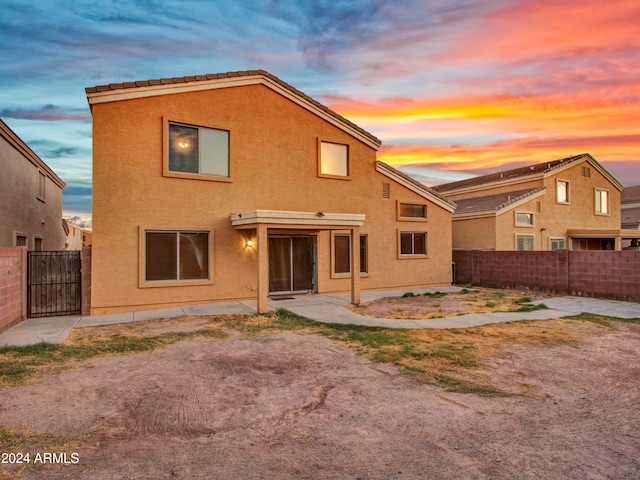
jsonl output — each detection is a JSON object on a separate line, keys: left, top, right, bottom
{"left": 0, "top": 427, "right": 81, "bottom": 452}
{"left": 485, "top": 302, "right": 497, "bottom": 308}
{"left": 423, "top": 291, "right": 447, "bottom": 298}
{"left": 0, "top": 328, "right": 228, "bottom": 387}
{"left": 459, "top": 288, "right": 479, "bottom": 294}
{"left": 562, "top": 312, "right": 640, "bottom": 329}
{"left": 514, "top": 303, "right": 549, "bottom": 312}
{"left": 402, "top": 292, "right": 416, "bottom": 298}
{"left": 515, "top": 297, "right": 533, "bottom": 304}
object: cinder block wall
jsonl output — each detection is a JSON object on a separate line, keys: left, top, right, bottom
{"left": 0, "top": 247, "right": 27, "bottom": 331}
{"left": 453, "top": 250, "right": 640, "bottom": 302}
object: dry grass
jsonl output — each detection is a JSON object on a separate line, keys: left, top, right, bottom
{"left": 349, "top": 288, "right": 548, "bottom": 319}
{"left": 0, "top": 309, "right": 630, "bottom": 397}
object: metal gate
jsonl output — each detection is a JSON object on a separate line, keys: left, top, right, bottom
{"left": 27, "top": 251, "right": 82, "bottom": 318}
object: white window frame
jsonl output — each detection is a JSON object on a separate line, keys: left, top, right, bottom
{"left": 164, "top": 118, "right": 231, "bottom": 182}
{"left": 318, "top": 140, "right": 350, "bottom": 179}
{"left": 515, "top": 234, "right": 535, "bottom": 251}
{"left": 594, "top": 188, "right": 610, "bottom": 215}
{"left": 549, "top": 237, "right": 566, "bottom": 250}
{"left": 398, "top": 231, "right": 427, "bottom": 258}
{"left": 515, "top": 211, "right": 535, "bottom": 227}
{"left": 556, "top": 179, "right": 570, "bottom": 204}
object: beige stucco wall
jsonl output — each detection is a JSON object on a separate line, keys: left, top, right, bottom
{"left": 0, "top": 126, "right": 66, "bottom": 250}
{"left": 90, "top": 84, "right": 453, "bottom": 314}
{"left": 451, "top": 158, "right": 622, "bottom": 251}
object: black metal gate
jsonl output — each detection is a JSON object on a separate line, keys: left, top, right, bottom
{"left": 27, "top": 251, "right": 81, "bottom": 318}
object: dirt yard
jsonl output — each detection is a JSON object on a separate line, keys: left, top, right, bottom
{"left": 0, "top": 312, "right": 639, "bottom": 479}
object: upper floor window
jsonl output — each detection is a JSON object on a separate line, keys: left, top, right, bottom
{"left": 37, "top": 171, "right": 46, "bottom": 201}
{"left": 515, "top": 211, "right": 534, "bottom": 227}
{"left": 168, "top": 122, "right": 229, "bottom": 178}
{"left": 319, "top": 141, "right": 349, "bottom": 177}
{"left": 556, "top": 180, "right": 569, "bottom": 204}
{"left": 595, "top": 188, "right": 610, "bottom": 215}
{"left": 399, "top": 203, "right": 427, "bottom": 220}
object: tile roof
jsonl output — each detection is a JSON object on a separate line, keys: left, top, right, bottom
{"left": 453, "top": 187, "right": 546, "bottom": 215}
{"left": 432, "top": 154, "right": 591, "bottom": 193}
{"left": 622, "top": 185, "right": 640, "bottom": 204}
{"left": 86, "top": 70, "right": 381, "bottom": 147}
{"left": 622, "top": 207, "right": 640, "bottom": 227}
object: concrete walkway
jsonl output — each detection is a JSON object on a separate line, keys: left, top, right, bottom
{"left": 1, "top": 287, "right": 639, "bottom": 346}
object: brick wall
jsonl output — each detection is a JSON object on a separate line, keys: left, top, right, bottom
{"left": 0, "top": 247, "right": 27, "bottom": 331}
{"left": 81, "top": 246, "right": 91, "bottom": 316}
{"left": 453, "top": 249, "right": 640, "bottom": 302}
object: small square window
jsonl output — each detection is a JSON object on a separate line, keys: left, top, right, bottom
{"left": 168, "top": 122, "right": 229, "bottom": 178}
{"left": 515, "top": 211, "right": 534, "bottom": 227}
{"left": 516, "top": 234, "right": 534, "bottom": 251}
{"left": 549, "top": 238, "right": 566, "bottom": 250}
{"left": 399, "top": 203, "right": 427, "bottom": 219}
{"left": 400, "top": 232, "right": 427, "bottom": 256}
{"left": 595, "top": 189, "right": 609, "bottom": 215}
{"left": 15, "top": 234, "right": 27, "bottom": 247}
{"left": 556, "top": 180, "right": 569, "bottom": 204}
{"left": 320, "top": 141, "right": 348, "bottom": 177}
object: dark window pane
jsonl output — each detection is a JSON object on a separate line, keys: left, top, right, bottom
{"left": 334, "top": 235, "right": 350, "bottom": 273}
{"left": 413, "top": 233, "right": 426, "bottom": 255}
{"left": 169, "top": 124, "right": 198, "bottom": 173}
{"left": 359, "top": 235, "right": 368, "bottom": 273}
{"left": 400, "top": 233, "right": 413, "bottom": 255}
{"left": 180, "top": 232, "right": 209, "bottom": 280}
{"left": 399, "top": 203, "right": 426, "bottom": 218}
{"left": 146, "top": 232, "right": 177, "bottom": 280}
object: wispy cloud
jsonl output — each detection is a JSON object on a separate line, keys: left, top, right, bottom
{"left": 1, "top": 105, "right": 91, "bottom": 122}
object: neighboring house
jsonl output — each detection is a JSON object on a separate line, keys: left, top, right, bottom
{"left": 86, "top": 70, "right": 456, "bottom": 315}
{"left": 0, "top": 118, "right": 66, "bottom": 250}
{"left": 62, "top": 220, "right": 84, "bottom": 250}
{"left": 82, "top": 228, "right": 93, "bottom": 247}
{"left": 621, "top": 186, "right": 640, "bottom": 249}
{"left": 432, "top": 154, "right": 640, "bottom": 251}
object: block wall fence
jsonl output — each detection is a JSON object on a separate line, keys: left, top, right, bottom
{"left": 453, "top": 249, "right": 640, "bottom": 302}
{"left": 0, "top": 247, "right": 27, "bottom": 331}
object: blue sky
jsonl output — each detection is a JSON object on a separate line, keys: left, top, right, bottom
{"left": 2, "top": 0, "right": 639, "bottom": 220}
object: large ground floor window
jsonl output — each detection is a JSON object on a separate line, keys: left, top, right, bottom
{"left": 145, "top": 230, "right": 209, "bottom": 281}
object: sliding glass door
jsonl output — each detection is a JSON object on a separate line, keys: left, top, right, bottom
{"left": 268, "top": 235, "right": 316, "bottom": 294}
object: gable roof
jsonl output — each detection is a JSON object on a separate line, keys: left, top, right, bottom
{"left": 433, "top": 153, "right": 623, "bottom": 195}
{"left": 622, "top": 186, "right": 640, "bottom": 204}
{"left": 453, "top": 187, "right": 546, "bottom": 219}
{"left": 0, "top": 118, "right": 66, "bottom": 189}
{"left": 86, "top": 70, "right": 381, "bottom": 150}
{"left": 375, "top": 161, "right": 456, "bottom": 213}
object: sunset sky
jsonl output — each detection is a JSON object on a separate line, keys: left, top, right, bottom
{"left": 1, "top": 0, "right": 639, "bottom": 220}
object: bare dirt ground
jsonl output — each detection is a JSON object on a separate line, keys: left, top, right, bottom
{"left": 349, "top": 288, "right": 548, "bottom": 319}
{"left": 1, "top": 315, "right": 639, "bottom": 479}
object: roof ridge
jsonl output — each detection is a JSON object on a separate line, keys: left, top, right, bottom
{"left": 86, "top": 70, "right": 381, "bottom": 146}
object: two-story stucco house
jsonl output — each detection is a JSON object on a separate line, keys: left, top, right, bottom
{"left": 432, "top": 154, "right": 640, "bottom": 251}
{"left": 0, "top": 118, "right": 66, "bottom": 250}
{"left": 86, "top": 70, "right": 456, "bottom": 315}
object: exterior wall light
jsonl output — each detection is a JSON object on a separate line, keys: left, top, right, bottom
{"left": 247, "top": 240, "right": 253, "bottom": 247}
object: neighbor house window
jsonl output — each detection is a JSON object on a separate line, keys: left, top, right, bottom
{"left": 400, "top": 232, "right": 427, "bottom": 256}
{"left": 334, "top": 233, "right": 368, "bottom": 274}
{"left": 399, "top": 203, "right": 427, "bottom": 219}
{"left": 516, "top": 234, "right": 534, "bottom": 251}
{"left": 515, "top": 211, "right": 534, "bottom": 227}
{"left": 320, "top": 141, "right": 348, "bottom": 177}
{"left": 34, "top": 237, "right": 43, "bottom": 251}
{"left": 549, "top": 237, "right": 566, "bottom": 250}
{"left": 168, "top": 122, "right": 229, "bottom": 178}
{"left": 556, "top": 180, "right": 569, "bottom": 204}
{"left": 15, "top": 234, "right": 27, "bottom": 247}
{"left": 145, "top": 231, "right": 209, "bottom": 281}
{"left": 37, "top": 171, "right": 46, "bottom": 201}
{"left": 595, "top": 189, "right": 609, "bottom": 215}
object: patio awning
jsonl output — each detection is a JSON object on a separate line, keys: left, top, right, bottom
{"left": 231, "top": 210, "right": 365, "bottom": 229}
